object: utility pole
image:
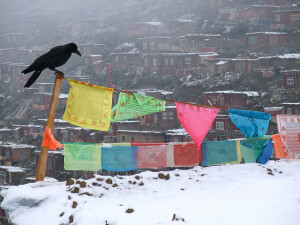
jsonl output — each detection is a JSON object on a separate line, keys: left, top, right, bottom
{"left": 35, "top": 72, "right": 64, "bottom": 181}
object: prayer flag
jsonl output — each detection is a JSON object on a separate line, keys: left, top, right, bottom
{"left": 173, "top": 142, "right": 200, "bottom": 167}
{"left": 111, "top": 92, "right": 165, "bottom": 122}
{"left": 133, "top": 142, "right": 167, "bottom": 169}
{"left": 175, "top": 103, "right": 219, "bottom": 150}
{"left": 201, "top": 140, "right": 241, "bottom": 166}
{"left": 101, "top": 143, "right": 137, "bottom": 172}
{"left": 228, "top": 109, "right": 270, "bottom": 138}
{"left": 271, "top": 134, "right": 288, "bottom": 158}
{"left": 277, "top": 115, "right": 300, "bottom": 158}
{"left": 63, "top": 79, "right": 113, "bottom": 131}
{"left": 41, "top": 126, "right": 62, "bottom": 150}
{"left": 239, "top": 136, "right": 271, "bottom": 163}
{"left": 257, "top": 139, "right": 273, "bottom": 164}
{"left": 64, "top": 143, "right": 101, "bottom": 171}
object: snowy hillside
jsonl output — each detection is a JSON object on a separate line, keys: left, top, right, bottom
{"left": 1, "top": 160, "right": 300, "bottom": 225}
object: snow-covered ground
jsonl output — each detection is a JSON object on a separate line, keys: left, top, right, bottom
{"left": 1, "top": 160, "right": 300, "bottom": 225}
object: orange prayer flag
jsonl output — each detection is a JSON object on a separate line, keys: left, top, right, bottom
{"left": 271, "top": 134, "right": 288, "bottom": 159}
{"left": 41, "top": 126, "right": 63, "bottom": 150}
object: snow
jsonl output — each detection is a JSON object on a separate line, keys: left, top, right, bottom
{"left": 216, "top": 60, "right": 227, "bottom": 65}
{"left": 0, "top": 166, "right": 25, "bottom": 173}
{"left": 0, "top": 142, "right": 35, "bottom": 148}
{"left": 117, "top": 130, "right": 162, "bottom": 134}
{"left": 204, "top": 90, "right": 259, "bottom": 97}
{"left": 1, "top": 160, "right": 300, "bottom": 225}
{"left": 166, "top": 128, "right": 188, "bottom": 136}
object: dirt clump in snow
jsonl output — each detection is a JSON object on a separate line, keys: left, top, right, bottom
{"left": 126, "top": 208, "right": 134, "bottom": 213}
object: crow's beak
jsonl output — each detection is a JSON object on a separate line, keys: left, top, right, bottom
{"left": 75, "top": 49, "right": 81, "bottom": 56}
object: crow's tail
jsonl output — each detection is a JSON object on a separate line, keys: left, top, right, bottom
{"left": 24, "top": 70, "right": 42, "bottom": 88}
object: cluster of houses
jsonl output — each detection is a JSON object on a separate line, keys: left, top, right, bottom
{"left": 0, "top": 0, "right": 299, "bottom": 184}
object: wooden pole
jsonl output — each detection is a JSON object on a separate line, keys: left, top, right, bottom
{"left": 35, "top": 72, "right": 64, "bottom": 181}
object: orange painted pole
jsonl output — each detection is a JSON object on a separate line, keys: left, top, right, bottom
{"left": 35, "top": 72, "right": 64, "bottom": 181}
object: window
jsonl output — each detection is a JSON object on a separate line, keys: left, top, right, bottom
{"left": 287, "top": 77, "right": 294, "bottom": 85}
{"left": 62, "top": 131, "right": 68, "bottom": 141}
{"left": 123, "top": 55, "right": 127, "bottom": 62}
{"left": 185, "top": 57, "right": 191, "bottom": 64}
{"left": 164, "top": 58, "right": 169, "bottom": 65}
{"left": 287, "top": 108, "right": 293, "bottom": 114}
{"left": 163, "top": 112, "right": 168, "bottom": 120}
{"left": 216, "top": 122, "right": 224, "bottom": 130}
{"left": 84, "top": 131, "right": 90, "bottom": 139}
{"left": 235, "top": 98, "right": 240, "bottom": 104}
{"left": 122, "top": 136, "right": 125, "bottom": 142}
{"left": 150, "top": 42, "right": 155, "bottom": 49}
{"left": 153, "top": 114, "right": 158, "bottom": 123}
{"left": 276, "top": 15, "right": 280, "bottom": 21}
{"left": 143, "top": 42, "right": 147, "bottom": 50}
{"left": 131, "top": 137, "right": 135, "bottom": 141}
{"left": 153, "top": 58, "right": 157, "bottom": 66}
{"left": 170, "top": 58, "right": 174, "bottom": 65}
{"left": 249, "top": 36, "right": 257, "bottom": 44}
{"left": 169, "top": 112, "right": 174, "bottom": 119}
{"left": 144, "top": 58, "right": 149, "bottom": 66}
{"left": 5, "top": 150, "right": 11, "bottom": 158}
{"left": 212, "top": 99, "right": 216, "bottom": 104}
{"left": 115, "top": 55, "right": 119, "bottom": 62}
{"left": 146, "top": 138, "right": 149, "bottom": 142}
{"left": 180, "top": 39, "right": 187, "bottom": 46}
{"left": 46, "top": 157, "right": 52, "bottom": 169}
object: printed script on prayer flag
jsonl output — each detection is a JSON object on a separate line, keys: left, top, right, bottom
{"left": 175, "top": 102, "right": 219, "bottom": 150}
{"left": 277, "top": 115, "right": 300, "bottom": 158}
{"left": 63, "top": 79, "right": 113, "bottom": 131}
{"left": 111, "top": 92, "right": 165, "bottom": 122}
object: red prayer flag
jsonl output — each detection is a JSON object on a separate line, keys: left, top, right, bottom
{"left": 175, "top": 102, "right": 219, "bottom": 150}
{"left": 41, "top": 126, "right": 63, "bottom": 150}
{"left": 174, "top": 142, "right": 200, "bottom": 166}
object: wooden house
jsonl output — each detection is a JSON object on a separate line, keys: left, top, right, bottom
{"left": 264, "top": 107, "right": 284, "bottom": 122}
{"left": 0, "top": 166, "right": 26, "bottom": 185}
{"left": 246, "top": 32, "right": 288, "bottom": 47}
{"left": 203, "top": 90, "right": 259, "bottom": 109}
{"left": 205, "top": 114, "right": 244, "bottom": 141}
{"left": 110, "top": 53, "right": 141, "bottom": 68}
{"left": 137, "top": 37, "right": 171, "bottom": 53}
{"left": 117, "top": 130, "right": 165, "bottom": 143}
{"left": 163, "top": 19, "right": 197, "bottom": 36}
{"left": 240, "top": 5, "right": 279, "bottom": 20}
{"left": 128, "top": 22, "right": 163, "bottom": 37}
{"left": 282, "top": 103, "right": 300, "bottom": 115}
{"left": 271, "top": 9, "right": 300, "bottom": 27}
{"left": 34, "top": 150, "right": 64, "bottom": 171}
{"left": 166, "top": 128, "right": 191, "bottom": 142}
{"left": 0, "top": 129, "right": 13, "bottom": 142}
{"left": 0, "top": 142, "right": 35, "bottom": 167}
{"left": 281, "top": 70, "right": 300, "bottom": 88}
{"left": 173, "top": 34, "right": 222, "bottom": 53}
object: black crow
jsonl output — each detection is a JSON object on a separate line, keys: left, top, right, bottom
{"left": 22, "top": 43, "right": 81, "bottom": 88}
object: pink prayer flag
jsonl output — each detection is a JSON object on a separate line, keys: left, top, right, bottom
{"left": 175, "top": 103, "right": 219, "bottom": 150}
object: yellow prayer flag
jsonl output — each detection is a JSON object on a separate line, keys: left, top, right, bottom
{"left": 63, "top": 79, "right": 113, "bottom": 131}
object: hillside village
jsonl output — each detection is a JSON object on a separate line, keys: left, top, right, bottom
{"left": 0, "top": 0, "right": 299, "bottom": 187}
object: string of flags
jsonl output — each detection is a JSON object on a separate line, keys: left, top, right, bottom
{"left": 41, "top": 78, "right": 299, "bottom": 160}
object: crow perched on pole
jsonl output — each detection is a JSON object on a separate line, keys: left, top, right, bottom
{"left": 22, "top": 43, "right": 81, "bottom": 88}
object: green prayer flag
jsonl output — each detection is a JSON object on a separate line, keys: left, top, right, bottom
{"left": 111, "top": 92, "right": 166, "bottom": 122}
{"left": 64, "top": 143, "right": 101, "bottom": 171}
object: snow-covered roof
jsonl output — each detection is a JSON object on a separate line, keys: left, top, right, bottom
{"left": 37, "top": 119, "right": 68, "bottom": 123}
{"left": 138, "top": 36, "right": 171, "bottom": 40}
{"left": 117, "top": 130, "right": 162, "bottom": 134}
{"left": 136, "top": 89, "right": 173, "bottom": 95}
{"left": 136, "top": 22, "right": 162, "bottom": 26}
{"left": 246, "top": 32, "right": 287, "bottom": 35}
{"left": 216, "top": 61, "right": 228, "bottom": 65}
{"left": 264, "top": 107, "right": 283, "bottom": 112}
{"left": 59, "top": 93, "right": 68, "bottom": 99}
{"left": 0, "top": 166, "right": 25, "bottom": 173}
{"left": 282, "top": 103, "right": 300, "bottom": 105}
{"left": 180, "top": 34, "right": 222, "bottom": 38}
{"left": 166, "top": 128, "right": 188, "bottom": 136}
{"left": 0, "top": 142, "right": 36, "bottom": 148}
{"left": 204, "top": 90, "right": 259, "bottom": 97}
{"left": 0, "top": 128, "right": 12, "bottom": 132}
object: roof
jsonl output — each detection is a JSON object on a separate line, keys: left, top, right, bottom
{"left": 204, "top": 90, "right": 259, "bottom": 97}
{"left": 216, "top": 61, "right": 228, "bottom": 65}
{"left": 117, "top": 130, "right": 162, "bottom": 134}
{"left": 246, "top": 32, "right": 287, "bottom": 35}
{"left": 264, "top": 107, "right": 283, "bottom": 112}
{"left": 0, "top": 142, "right": 36, "bottom": 148}
{"left": 136, "top": 89, "right": 174, "bottom": 95}
{"left": 0, "top": 166, "right": 25, "bottom": 173}
{"left": 282, "top": 103, "right": 300, "bottom": 105}
{"left": 166, "top": 129, "right": 188, "bottom": 136}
